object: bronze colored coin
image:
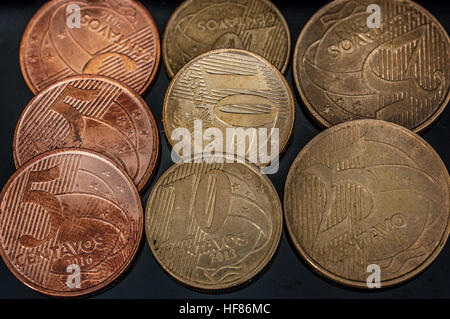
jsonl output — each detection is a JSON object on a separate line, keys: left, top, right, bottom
{"left": 13, "top": 75, "right": 159, "bottom": 191}
{"left": 20, "top": 0, "right": 160, "bottom": 95}
{"left": 0, "top": 148, "right": 143, "bottom": 297}
{"left": 293, "top": 0, "right": 450, "bottom": 133}
{"left": 163, "top": 0, "right": 291, "bottom": 78}
{"left": 145, "top": 154, "right": 282, "bottom": 290}
{"left": 284, "top": 119, "right": 450, "bottom": 288}
{"left": 163, "top": 49, "right": 295, "bottom": 167}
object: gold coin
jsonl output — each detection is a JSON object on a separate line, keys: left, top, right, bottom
{"left": 163, "top": 49, "right": 295, "bottom": 167}
{"left": 163, "top": 0, "right": 291, "bottom": 78}
{"left": 293, "top": 0, "right": 450, "bottom": 133}
{"left": 145, "top": 155, "right": 283, "bottom": 290}
{"left": 284, "top": 119, "right": 450, "bottom": 288}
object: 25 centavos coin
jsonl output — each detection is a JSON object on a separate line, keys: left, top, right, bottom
{"left": 293, "top": 0, "right": 450, "bottom": 133}
{"left": 163, "top": 0, "right": 291, "bottom": 78}
{"left": 284, "top": 119, "right": 450, "bottom": 288}
{"left": 145, "top": 155, "right": 282, "bottom": 290}
{"left": 20, "top": 0, "right": 160, "bottom": 95}
{"left": 14, "top": 75, "right": 159, "bottom": 191}
{"left": 0, "top": 148, "right": 143, "bottom": 297}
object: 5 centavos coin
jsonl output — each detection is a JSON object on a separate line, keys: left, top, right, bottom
{"left": 293, "top": 0, "right": 450, "bottom": 133}
{"left": 284, "top": 119, "right": 450, "bottom": 288}
{"left": 163, "top": 49, "right": 295, "bottom": 168}
{"left": 0, "top": 148, "right": 143, "bottom": 297}
{"left": 20, "top": 0, "right": 160, "bottom": 95}
{"left": 163, "top": 0, "right": 291, "bottom": 78}
{"left": 13, "top": 75, "right": 159, "bottom": 191}
{"left": 145, "top": 155, "right": 283, "bottom": 290}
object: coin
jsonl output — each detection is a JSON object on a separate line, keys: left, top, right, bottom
{"left": 20, "top": 0, "right": 160, "bottom": 95}
{"left": 145, "top": 154, "right": 283, "bottom": 290}
{"left": 284, "top": 119, "right": 450, "bottom": 288}
{"left": 0, "top": 148, "right": 143, "bottom": 297}
{"left": 163, "top": 0, "right": 291, "bottom": 78}
{"left": 293, "top": 0, "right": 450, "bottom": 133}
{"left": 13, "top": 75, "right": 159, "bottom": 191}
{"left": 163, "top": 49, "right": 295, "bottom": 167}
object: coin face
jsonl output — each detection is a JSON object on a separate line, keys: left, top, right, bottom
{"left": 0, "top": 149, "right": 143, "bottom": 297}
{"left": 163, "top": 49, "right": 295, "bottom": 167}
{"left": 20, "top": 0, "right": 160, "bottom": 94}
{"left": 284, "top": 119, "right": 450, "bottom": 288}
{"left": 145, "top": 155, "right": 282, "bottom": 290}
{"left": 163, "top": 0, "right": 291, "bottom": 78}
{"left": 293, "top": 0, "right": 450, "bottom": 133}
{"left": 13, "top": 75, "right": 159, "bottom": 191}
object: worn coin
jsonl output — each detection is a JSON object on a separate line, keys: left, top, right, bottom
{"left": 163, "top": 0, "right": 291, "bottom": 78}
{"left": 163, "top": 49, "right": 295, "bottom": 168}
{"left": 0, "top": 148, "right": 143, "bottom": 297}
{"left": 14, "top": 75, "right": 159, "bottom": 191}
{"left": 293, "top": 0, "right": 450, "bottom": 133}
{"left": 145, "top": 154, "right": 282, "bottom": 290}
{"left": 20, "top": 0, "right": 160, "bottom": 95}
{"left": 284, "top": 119, "right": 450, "bottom": 288}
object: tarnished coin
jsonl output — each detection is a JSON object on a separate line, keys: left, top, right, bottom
{"left": 284, "top": 119, "right": 449, "bottom": 288}
{"left": 0, "top": 148, "right": 143, "bottom": 297}
{"left": 20, "top": 0, "right": 160, "bottom": 95}
{"left": 293, "top": 0, "right": 450, "bottom": 133}
{"left": 14, "top": 75, "right": 159, "bottom": 191}
{"left": 163, "top": 49, "right": 295, "bottom": 167}
{"left": 145, "top": 155, "right": 282, "bottom": 290}
{"left": 163, "top": 0, "right": 291, "bottom": 78}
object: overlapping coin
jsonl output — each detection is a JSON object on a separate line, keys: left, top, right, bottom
{"left": 145, "top": 155, "right": 282, "bottom": 290}
{"left": 0, "top": 149, "right": 143, "bottom": 297}
{"left": 293, "top": 0, "right": 450, "bottom": 132}
{"left": 13, "top": 75, "right": 159, "bottom": 191}
{"left": 284, "top": 119, "right": 449, "bottom": 288}
{"left": 20, "top": 0, "right": 160, "bottom": 94}
{"left": 163, "top": 0, "right": 291, "bottom": 78}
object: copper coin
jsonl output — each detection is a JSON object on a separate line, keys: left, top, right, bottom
{"left": 20, "top": 0, "right": 160, "bottom": 95}
{"left": 13, "top": 75, "right": 159, "bottom": 191}
{"left": 0, "top": 148, "right": 143, "bottom": 297}
{"left": 163, "top": 49, "right": 295, "bottom": 168}
{"left": 284, "top": 119, "right": 449, "bottom": 288}
{"left": 145, "top": 154, "right": 283, "bottom": 290}
{"left": 293, "top": 0, "right": 450, "bottom": 133}
{"left": 163, "top": 0, "right": 291, "bottom": 78}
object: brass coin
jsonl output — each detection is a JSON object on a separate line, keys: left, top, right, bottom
{"left": 163, "top": 0, "right": 291, "bottom": 78}
{"left": 145, "top": 155, "right": 283, "bottom": 290}
{"left": 293, "top": 0, "right": 450, "bottom": 133}
{"left": 163, "top": 49, "right": 295, "bottom": 167}
{"left": 284, "top": 119, "right": 449, "bottom": 288}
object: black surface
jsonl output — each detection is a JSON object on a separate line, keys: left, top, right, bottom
{"left": 0, "top": 0, "right": 448, "bottom": 299}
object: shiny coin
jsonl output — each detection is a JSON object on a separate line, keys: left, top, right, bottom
{"left": 163, "top": 0, "right": 291, "bottom": 78}
{"left": 284, "top": 119, "right": 449, "bottom": 288}
{"left": 293, "top": 0, "right": 450, "bottom": 133}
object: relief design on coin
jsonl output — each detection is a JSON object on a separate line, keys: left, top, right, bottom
{"left": 284, "top": 120, "right": 449, "bottom": 288}
{"left": 163, "top": 0, "right": 291, "bottom": 78}
{"left": 293, "top": 0, "right": 450, "bottom": 132}
{"left": 0, "top": 149, "right": 142, "bottom": 297}
{"left": 14, "top": 75, "right": 159, "bottom": 191}
{"left": 146, "top": 157, "right": 282, "bottom": 290}
{"left": 20, "top": 0, "right": 160, "bottom": 94}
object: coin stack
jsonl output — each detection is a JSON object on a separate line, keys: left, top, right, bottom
{"left": 0, "top": 0, "right": 448, "bottom": 297}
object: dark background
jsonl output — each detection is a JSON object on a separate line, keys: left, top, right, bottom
{"left": 0, "top": 0, "right": 448, "bottom": 299}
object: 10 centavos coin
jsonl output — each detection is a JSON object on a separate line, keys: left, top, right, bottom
{"left": 0, "top": 148, "right": 143, "bottom": 297}
{"left": 163, "top": 0, "right": 291, "bottom": 78}
{"left": 145, "top": 155, "right": 282, "bottom": 290}
{"left": 293, "top": 0, "right": 450, "bottom": 133}
{"left": 13, "top": 75, "right": 159, "bottom": 191}
{"left": 20, "top": 0, "right": 160, "bottom": 95}
{"left": 284, "top": 119, "right": 449, "bottom": 288}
